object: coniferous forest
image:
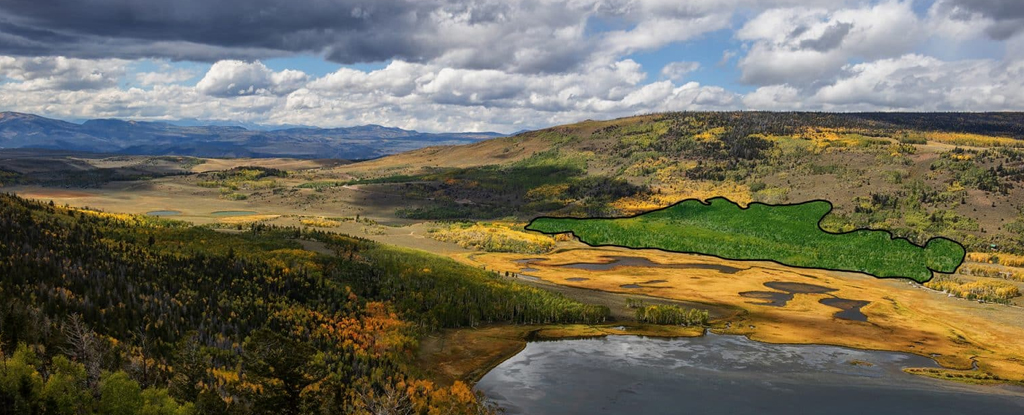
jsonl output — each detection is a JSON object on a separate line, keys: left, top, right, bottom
{"left": 0, "top": 193, "right": 608, "bottom": 414}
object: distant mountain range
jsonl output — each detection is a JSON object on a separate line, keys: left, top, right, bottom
{"left": 0, "top": 112, "right": 505, "bottom": 159}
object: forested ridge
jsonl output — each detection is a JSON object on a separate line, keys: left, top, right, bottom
{"left": 0, "top": 193, "right": 607, "bottom": 414}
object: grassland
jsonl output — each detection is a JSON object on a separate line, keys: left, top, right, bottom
{"left": 427, "top": 222, "right": 557, "bottom": 254}
{"left": 527, "top": 197, "right": 966, "bottom": 282}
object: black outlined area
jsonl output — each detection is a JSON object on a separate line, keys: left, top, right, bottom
{"left": 525, "top": 197, "right": 966, "bottom": 283}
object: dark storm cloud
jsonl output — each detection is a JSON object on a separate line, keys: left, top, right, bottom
{"left": 940, "top": 0, "right": 1024, "bottom": 39}
{"left": 0, "top": 0, "right": 588, "bottom": 70}
{"left": 0, "top": 0, "right": 418, "bottom": 60}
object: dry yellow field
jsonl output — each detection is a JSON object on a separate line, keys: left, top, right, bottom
{"left": 190, "top": 157, "right": 338, "bottom": 173}
{"left": 459, "top": 243, "right": 1024, "bottom": 383}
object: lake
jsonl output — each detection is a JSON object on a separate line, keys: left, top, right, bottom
{"left": 475, "top": 334, "right": 1024, "bottom": 415}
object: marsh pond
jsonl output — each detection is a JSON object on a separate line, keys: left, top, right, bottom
{"left": 476, "top": 334, "right": 1024, "bottom": 414}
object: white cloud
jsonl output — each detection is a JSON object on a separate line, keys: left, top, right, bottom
{"left": 931, "top": 0, "right": 1024, "bottom": 41}
{"left": 196, "top": 60, "right": 308, "bottom": 97}
{"left": 599, "top": 15, "right": 732, "bottom": 62}
{"left": 136, "top": 69, "right": 197, "bottom": 86}
{"left": 813, "top": 54, "right": 1024, "bottom": 110}
{"left": 742, "top": 85, "right": 803, "bottom": 109}
{"left": 737, "top": 1, "right": 922, "bottom": 86}
{"left": 2, "top": 1, "right": 1024, "bottom": 133}
{"left": 660, "top": 61, "right": 700, "bottom": 81}
{"left": 0, "top": 56, "right": 127, "bottom": 91}
{"left": 0, "top": 55, "right": 742, "bottom": 132}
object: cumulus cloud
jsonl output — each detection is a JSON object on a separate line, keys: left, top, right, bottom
{"left": 660, "top": 61, "right": 701, "bottom": 81}
{"left": 742, "top": 85, "right": 803, "bottom": 110}
{"left": 0, "top": 56, "right": 126, "bottom": 90}
{"left": 737, "top": 1, "right": 922, "bottom": 86}
{"left": 136, "top": 69, "right": 197, "bottom": 86}
{"left": 1, "top": 1, "right": 1024, "bottom": 133}
{"left": 813, "top": 54, "right": 1024, "bottom": 110}
{"left": 196, "top": 60, "right": 307, "bottom": 97}
{"left": 933, "top": 0, "right": 1024, "bottom": 40}
{"left": 734, "top": 54, "right": 1024, "bottom": 111}
{"left": 0, "top": 0, "right": 740, "bottom": 75}
{"left": 0, "top": 55, "right": 739, "bottom": 132}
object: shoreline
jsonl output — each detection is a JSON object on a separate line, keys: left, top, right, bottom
{"left": 426, "top": 319, "right": 1024, "bottom": 390}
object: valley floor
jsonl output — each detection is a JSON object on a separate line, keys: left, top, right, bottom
{"left": 11, "top": 181, "right": 1024, "bottom": 388}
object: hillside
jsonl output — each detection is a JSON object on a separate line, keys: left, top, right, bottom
{"left": 328, "top": 112, "right": 1024, "bottom": 255}
{"left": 0, "top": 112, "right": 503, "bottom": 159}
{"left": 0, "top": 193, "right": 606, "bottom": 413}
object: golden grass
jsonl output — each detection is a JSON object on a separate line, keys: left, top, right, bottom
{"left": 917, "top": 132, "right": 1024, "bottom": 148}
{"left": 217, "top": 214, "right": 280, "bottom": 225}
{"left": 457, "top": 245, "right": 1024, "bottom": 383}
{"left": 968, "top": 252, "right": 1024, "bottom": 268}
{"left": 300, "top": 217, "right": 343, "bottom": 228}
{"left": 191, "top": 157, "right": 332, "bottom": 173}
{"left": 428, "top": 222, "right": 555, "bottom": 254}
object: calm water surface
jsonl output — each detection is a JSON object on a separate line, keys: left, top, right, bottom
{"left": 558, "top": 256, "right": 744, "bottom": 274}
{"left": 145, "top": 210, "right": 181, "bottom": 216}
{"left": 476, "top": 334, "right": 1024, "bottom": 415}
{"left": 210, "top": 210, "right": 257, "bottom": 216}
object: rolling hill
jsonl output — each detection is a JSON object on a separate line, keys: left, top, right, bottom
{"left": 329, "top": 112, "right": 1024, "bottom": 255}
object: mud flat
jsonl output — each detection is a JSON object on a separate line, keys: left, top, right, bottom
{"left": 740, "top": 281, "right": 836, "bottom": 306}
{"left": 820, "top": 297, "right": 870, "bottom": 322}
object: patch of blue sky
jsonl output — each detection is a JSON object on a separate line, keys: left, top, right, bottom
{"left": 626, "top": 28, "right": 754, "bottom": 94}
{"left": 264, "top": 55, "right": 388, "bottom": 77}
{"left": 920, "top": 37, "right": 1005, "bottom": 61}
{"left": 121, "top": 59, "right": 205, "bottom": 89}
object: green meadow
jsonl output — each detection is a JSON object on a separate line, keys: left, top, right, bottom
{"left": 526, "top": 198, "right": 965, "bottom": 283}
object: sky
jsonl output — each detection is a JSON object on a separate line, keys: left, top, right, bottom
{"left": 1, "top": 0, "right": 1023, "bottom": 133}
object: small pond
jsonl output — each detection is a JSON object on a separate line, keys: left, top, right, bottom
{"left": 819, "top": 298, "right": 870, "bottom": 322}
{"left": 620, "top": 279, "right": 669, "bottom": 289}
{"left": 146, "top": 210, "right": 181, "bottom": 216}
{"left": 557, "top": 256, "right": 745, "bottom": 274}
{"left": 210, "top": 210, "right": 258, "bottom": 216}
{"left": 476, "top": 334, "right": 1024, "bottom": 415}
